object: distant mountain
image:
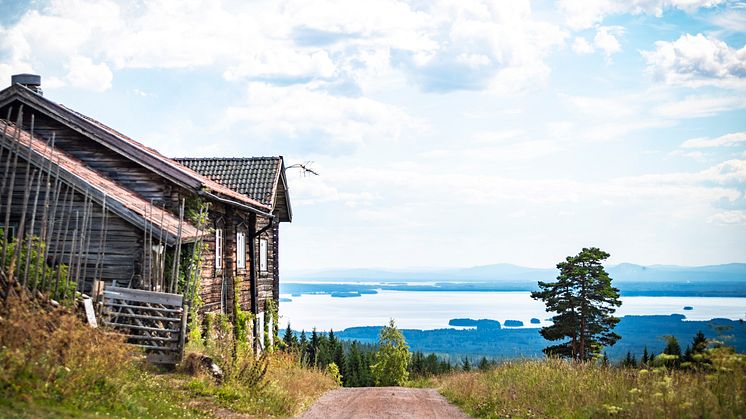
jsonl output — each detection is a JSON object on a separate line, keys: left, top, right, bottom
{"left": 287, "top": 263, "right": 555, "bottom": 282}
{"left": 287, "top": 262, "right": 746, "bottom": 286}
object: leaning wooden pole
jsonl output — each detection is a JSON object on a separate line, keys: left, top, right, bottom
{"left": 170, "top": 198, "right": 185, "bottom": 294}
{"left": 1, "top": 106, "right": 24, "bottom": 266}
{"left": 53, "top": 186, "right": 74, "bottom": 299}
{"left": 24, "top": 160, "right": 44, "bottom": 288}
{"left": 36, "top": 134, "right": 58, "bottom": 291}
{"left": 62, "top": 210, "right": 79, "bottom": 303}
{"left": 92, "top": 195, "right": 107, "bottom": 292}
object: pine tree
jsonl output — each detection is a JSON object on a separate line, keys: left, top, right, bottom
{"left": 299, "top": 330, "right": 308, "bottom": 355}
{"left": 462, "top": 356, "right": 471, "bottom": 371}
{"left": 317, "top": 333, "right": 330, "bottom": 368}
{"left": 683, "top": 345, "right": 693, "bottom": 363}
{"left": 345, "top": 341, "right": 363, "bottom": 387}
{"left": 691, "top": 331, "right": 708, "bottom": 354}
{"left": 283, "top": 323, "right": 295, "bottom": 350}
{"left": 478, "top": 356, "right": 490, "bottom": 371}
{"left": 623, "top": 351, "right": 634, "bottom": 367}
{"left": 664, "top": 335, "right": 681, "bottom": 357}
{"left": 309, "top": 328, "right": 319, "bottom": 367}
{"left": 331, "top": 331, "right": 346, "bottom": 379}
{"left": 531, "top": 247, "right": 622, "bottom": 361}
{"left": 642, "top": 346, "right": 649, "bottom": 365}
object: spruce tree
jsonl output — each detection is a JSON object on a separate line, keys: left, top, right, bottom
{"left": 531, "top": 247, "right": 621, "bottom": 361}
{"left": 642, "top": 346, "right": 649, "bottom": 365}
{"left": 691, "top": 331, "right": 708, "bottom": 354}
{"left": 462, "top": 356, "right": 471, "bottom": 371}
{"left": 478, "top": 356, "right": 490, "bottom": 371}
{"left": 345, "top": 342, "right": 363, "bottom": 387}
{"left": 309, "top": 328, "right": 319, "bottom": 367}
{"left": 283, "top": 323, "right": 295, "bottom": 350}
{"left": 683, "top": 345, "right": 693, "bottom": 363}
{"left": 299, "top": 330, "right": 308, "bottom": 356}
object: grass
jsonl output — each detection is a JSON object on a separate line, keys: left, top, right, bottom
{"left": 0, "top": 295, "right": 336, "bottom": 418}
{"left": 179, "top": 351, "right": 337, "bottom": 417}
{"left": 426, "top": 355, "right": 745, "bottom": 418}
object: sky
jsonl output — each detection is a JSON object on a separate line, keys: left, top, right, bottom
{"left": 0, "top": 0, "right": 744, "bottom": 271}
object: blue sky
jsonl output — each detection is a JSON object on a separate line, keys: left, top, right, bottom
{"left": 1, "top": 0, "right": 744, "bottom": 270}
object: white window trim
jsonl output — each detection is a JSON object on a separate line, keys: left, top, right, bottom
{"left": 259, "top": 238, "right": 268, "bottom": 272}
{"left": 236, "top": 231, "right": 246, "bottom": 269}
{"left": 215, "top": 228, "right": 223, "bottom": 270}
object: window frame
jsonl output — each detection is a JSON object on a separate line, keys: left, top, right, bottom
{"left": 259, "top": 238, "right": 268, "bottom": 272}
{"left": 236, "top": 231, "right": 246, "bottom": 270}
{"left": 215, "top": 228, "right": 223, "bottom": 271}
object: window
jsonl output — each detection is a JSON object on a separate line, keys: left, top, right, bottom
{"left": 259, "top": 239, "right": 268, "bottom": 272}
{"left": 215, "top": 228, "right": 223, "bottom": 270}
{"left": 236, "top": 231, "right": 246, "bottom": 269}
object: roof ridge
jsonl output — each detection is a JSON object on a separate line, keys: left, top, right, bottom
{"left": 174, "top": 156, "right": 281, "bottom": 161}
{"left": 1, "top": 86, "right": 271, "bottom": 211}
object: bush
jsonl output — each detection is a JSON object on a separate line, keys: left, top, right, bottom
{"left": 371, "top": 319, "right": 410, "bottom": 386}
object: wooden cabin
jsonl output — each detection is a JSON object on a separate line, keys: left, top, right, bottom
{"left": 0, "top": 75, "right": 291, "bottom": 349}
{"left": 174, "top": 158, "right": 291, "bottom": 335}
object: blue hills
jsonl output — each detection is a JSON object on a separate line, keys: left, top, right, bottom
{"left": 284, "top": 263, "right": 746, "bottom": 297}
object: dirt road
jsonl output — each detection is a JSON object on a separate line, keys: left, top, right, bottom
{"left": 296, "top": 387, "right": 470, "bottom": 419}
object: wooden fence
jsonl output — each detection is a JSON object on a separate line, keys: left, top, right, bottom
{"left": 101, "top": 285, "right": 188, "bottom": 364}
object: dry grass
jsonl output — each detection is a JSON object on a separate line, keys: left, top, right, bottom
{"left": 181, "top": 349, "right": 337, "bottom": 417}
{"left": 0, "top": 295, "right": 200, "bottom": 417}
{"left": 433, "top": 356, "right": 745, "bottom": 418}
{"left": 0, "top": 296, "right": 335, "bottom": 417}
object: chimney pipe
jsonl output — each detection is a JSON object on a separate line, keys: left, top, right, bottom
{"left": 11, "top": 73, "right": 43, "bottom": 95}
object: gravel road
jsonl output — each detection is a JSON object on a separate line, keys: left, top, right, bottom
{"left": 295, "top": 387, "right": 470, "bottom": 419}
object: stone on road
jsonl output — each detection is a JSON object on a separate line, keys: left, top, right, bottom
{"left": 296, "top": 387, "right": 470, "bottom": 419}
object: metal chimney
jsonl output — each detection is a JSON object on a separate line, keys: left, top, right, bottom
{"left": 11, "top": 73, "right": 43, "bottom": 95}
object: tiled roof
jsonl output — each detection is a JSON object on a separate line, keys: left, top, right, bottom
{"left": 174, "top": 158, "right": 282, "bottom": 207}
{"left": 0, "top": 84, "right": 271, "bottom": 211}
{"left": 0, "top": 120, "right": 202, "bottom": 243}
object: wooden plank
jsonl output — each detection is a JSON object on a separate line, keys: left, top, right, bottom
{"left": 102, "top": 321, "right": 179, "bottom": 333}
{"left": 82, "top": 298, "right": 98, "bottom": 328}
{"left": 103, "top": 301, "right": 182, "bottom": 313}
{"left": 104, "top": 286, "right": 182, "bottom": 306}
{"left": 125, "top": 335, "right": 178, "bottom": 342}
{"left": 104, "top": 312, "right": 180, "bottom": 322}
{"left": 132, "top": 344, "right": 178, "bottom": 351}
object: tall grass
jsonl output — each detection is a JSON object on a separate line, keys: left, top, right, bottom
{"left": 0, "top": 295, "right": 336, "bottom": 417}
{"left": 0, "top": 295, "right": 199, "bottom": 417}
{"left": 181, "top": 314, "right": 338, "bottom": 418}
{"left": 434, "top": 356, "right": 745, "bottom": 418}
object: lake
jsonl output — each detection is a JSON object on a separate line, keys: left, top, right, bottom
{"left": 278, "top": 289, "right": 746, "bottom": 331}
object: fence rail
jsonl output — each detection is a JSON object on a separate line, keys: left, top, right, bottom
{"left": 101, "top": 285, "right": 187, "bottom": 365}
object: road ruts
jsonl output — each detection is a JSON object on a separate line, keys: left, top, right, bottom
{"left": 296, "top": 387, "right": 471, "bottom": 419}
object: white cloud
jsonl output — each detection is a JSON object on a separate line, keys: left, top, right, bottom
{"left": 66, "top": 55, "right": 113, "bottom": 91}
{"left": 654, "top": 94, "right": 746, "bottom": 118}
{"left": 593, "top": 26, "right": 622, "bottom": 58}
{"left": 642, "top": 33, "right": 746, "bottom": 88}
{"left": 572, "top": 36, "right": 594, "bottom": 54}
{"left": 682, "top": 131, "right": 746, "bottom": 148}
{"left": 707, "top": 210, "right": 746, "bottom": 225}
{"left": 223, "top": 82, "right": 420, "bottom": 154}
{"left": 570, "top": 27, "right": 623, "bottom": 59}
{"left": 559, "top": 0, "right": 724, "bottom": 29}
{"left": 0, "top": 0, "right": 566, "bottom": 95}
